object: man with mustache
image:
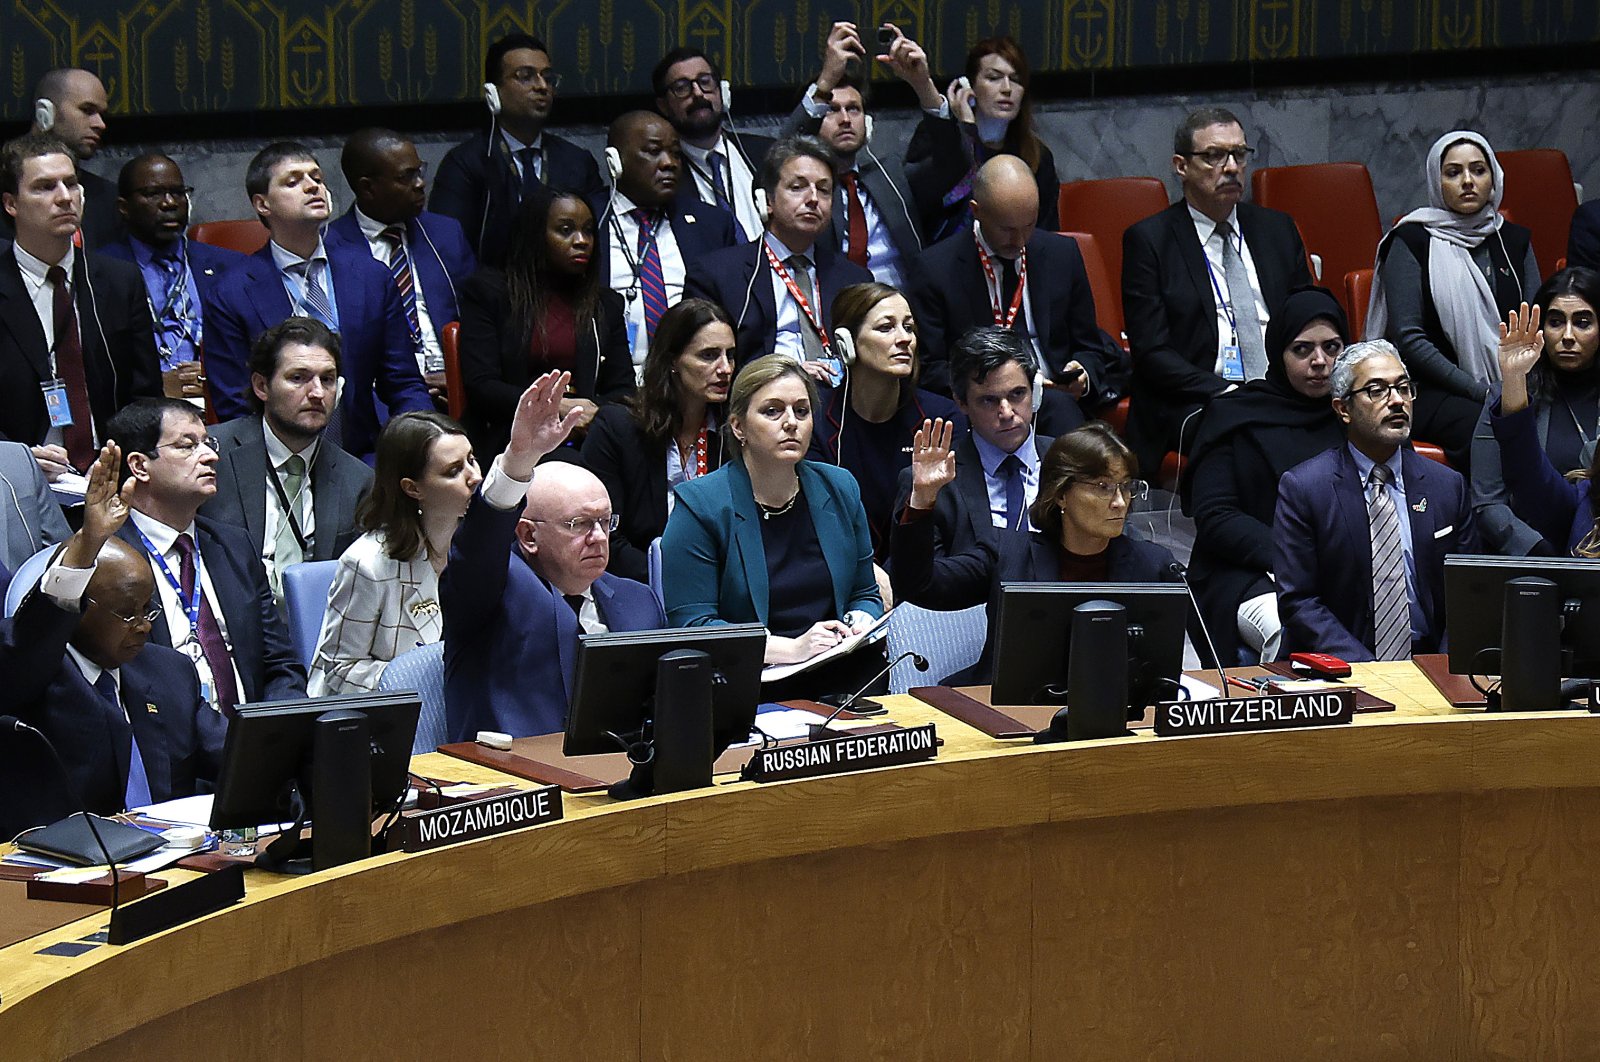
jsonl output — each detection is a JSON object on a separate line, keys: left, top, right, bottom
{"left": 1273, "top": 340, "right": 1477, "bottom": 661}
{"left": 1122, "top": 107, "right": 1313, "bottom": 475}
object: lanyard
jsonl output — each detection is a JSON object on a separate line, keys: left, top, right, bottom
{"left": 268, "top": 454, "right": 311, "bottom": 552}
{"left": 1201, "top": 228, "right": 1245, "bottom": 344}
{"left": 763, "top": 244, "right": 832, "bottom": 355}
{"left": 975, "top": 239, "right": 1027, "bottom": 329}
{"left": 608, "top": 209, "right": 663, "bottom": 294}
{"left": 133, "top": 524, "right": 201, "bottom": 633}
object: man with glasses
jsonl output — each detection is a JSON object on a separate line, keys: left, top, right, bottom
{"left": 1122, "top": 106, "right": 1313, "bottom": 474}
{"left": 107, "top": 397, "right": 306, "bottom": 714}
{"left": 0, "top": 442, "right": 227, "bottom": 839}
{"left": 1274, "top": 340, "right": 1477, "bottom": 661}
{"left": 102, "top": 152, "right": 246, "bottom": 404}
{"left": 432, "top": 33, "right": 604, "bottom": 268}
{"left": 443, "top": 371, "right": 664, "bottom": 740}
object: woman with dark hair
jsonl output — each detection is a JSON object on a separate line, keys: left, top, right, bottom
{"left": 457, "top": 188, "right": 635, "bottom": 458}
{"left": 309, "top": 411, "right": 480, "bottom": 695}
{"left": 1181, "top": 286, "right": 1350, "bottom": 663}
{"left": 904, "top": 35, "right": 1059, "bottom": 243}
{"left": 809, "top": 282, "right": 963, "bottom": 561}
{"left": 581, "top": 298, "right": 735, "bottom": 581}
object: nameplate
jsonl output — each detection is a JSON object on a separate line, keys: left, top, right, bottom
{"left": 742, "top": 724, "right": 938, "bottom": 783}
{"left": 401, "top": 785, "right": 563, "bottom": 852}
{"left": 1154, "top": 689, "right": 1356, "bottom": 737}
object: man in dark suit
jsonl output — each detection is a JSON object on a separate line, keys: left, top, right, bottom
{"left": 1274, "top": 340, "right": 1477, "bottom": 661}
{"left": 0, "top": 444, "right": 225, "bottom": 839}
{"left": 1122, "top": 106, "right": 1314, "bottom": 473}
{"left": 202, "top": 141, "right": 433, "bottom": 459}
{"left": 593, "top": 111, "right": 738, "bottom": 377}
{"left": 431, "top": 33, "right": 603, "bottom": 268}
{"left": 1569, "top": 199, "right": 1600, "bottom": 272}
{"left": 443, "top": 371, "right": 664, "bottom": 740}
{"left": 201, "top": 318, "right": 373, "bottom": 599}
{"left": 912, "top": 155, "right": 1123, "bottom": 432}
{"left": 100, "top": 152, "right": 246, "bottom": 404}
{"left": 329, "top": 127, "right": 477, "bottom": 409}
{"left": 0, "top": 439, "right": 71, "bottom": 571}
{"left": 22, "top": 69, "right": 120, "bottom": 247}
{"left": 683, "top": 136, "right": 873, "bottom": 379}
{"left": 107, "top": 398, "right": 306, "bottom": 714}
{"left": 0, "top": 134, "right": 162, "bottom": 483}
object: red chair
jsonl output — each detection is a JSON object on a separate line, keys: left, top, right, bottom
{"left": 188, "top": 219, "right": 269, "bottom": 255}
{"left": 1413, "top": 441, "right": 1450, "bottom": 467}
{"left": 1345, "top": 269, "right": 1374, "bottom": 340}
{"left": 1498, "top": 149, "right": 1579, "bottom": 278}
{"left": 1058, "top": 230, "right": 1124, "bottom": 347}
{"left": 1251, "top": 163, "right": 1382, "bottom": 321}
{"left": 1056, "top": 178, "right": 1169, "bottom": 328}
{"left": 441, "top": 321, "right": 466, "bottom": 420}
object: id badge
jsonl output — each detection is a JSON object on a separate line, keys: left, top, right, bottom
{"left": 41, "top": 380, "right": 74, "bottom": 427}
{"left": 1219, "top": 344, "right": 1246, "bottom": 383}
{"left": 625, "top": 315, "right": 641, "bottom": 357}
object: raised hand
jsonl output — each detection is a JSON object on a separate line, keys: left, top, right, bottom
{"left": 908, "top": 418, "right": 957, "bottom": 510}
{"left": 63, "top": 441, "right": 131, "bottom": 568}
{"left": 504, "top": 371, "right": 585, "bottom": 480}
{"left": 945, "top": 77, "right": 976, "bottom": 125}
{"left": 817, "top": 21, "right": 865, "bottom": 93}
{"left": 876, "top": 25, "right": 938, "bottom": 104}
{"left": 1497, "top": 302, "right": 1544, "bottom": 415}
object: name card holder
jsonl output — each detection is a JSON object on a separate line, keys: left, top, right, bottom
{"left": 400, "top": 785, "right": 563, "bottom": 853}
{"left": 1154, "top": 689, "right": 1356, "bottom": 738}
{"left": 742, "top": 723, "right": 939, "bottom": 783}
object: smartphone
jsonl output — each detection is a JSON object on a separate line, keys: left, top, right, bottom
{"left": 878, "top": 25, "right": 898, "bottom": 47}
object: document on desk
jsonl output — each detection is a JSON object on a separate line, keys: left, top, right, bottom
{"left": 760, "top": 608, "right": 894, "bottom": 684}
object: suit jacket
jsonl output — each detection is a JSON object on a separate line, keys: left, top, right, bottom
{"left": 682, "top": 238, "right": 874, "bottom": 366}
{"left": 200, "top": 415, "right": 373, "bottom": 562}
{"left": 309, "top": 530, "right": 441, "bottom": 696}
{"left": 441, "top": 488, "right": 665, "bottom": 740}
{"left": 661, "top": 459, "right": 883, "bottom": 629}
{"left": 589, "top": 190, "right": 739, "bottom": 284}
{"left": 0, "top": 246, "right": 162, "bottom": 447}
{"left": 116, "top": 515, "right": 307, "bottom": 704}
{"left": 325, "top": 207, "right": 477, "bottom": 343}
{"left": 0, "top": 439, "right": 70, "bottom": 570}
{"left": 430, "top": 128, "right": 604, "bottom": 269}
{"left": 200, "top": 240, "right": 433, "bottom": 458}
{"left": 98, "top": 235, "right": 246, "bottom": 308}
{"left": 1122, "top": 200, "right": 1313, "bottom": 471}
{"left": 1274, "top": 445, "right": 1477, "bottom": 661}
{"left": 904, "top": 114, "right": 1060, "bottom": 243}
{"left": 1570, "top": 199, "right": 1600, "bottom": 272}
{"left": 679, "top": 132, "right": 776, "bottom": 240}
{"left": 0, "top": 586, "right": 226, "bottom": 839}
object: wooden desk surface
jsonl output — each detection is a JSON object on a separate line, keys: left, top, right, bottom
{"left": 6, "top": 663, "right": 1600, "bottom": 1060}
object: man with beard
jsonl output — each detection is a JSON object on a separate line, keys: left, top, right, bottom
{"left": 1273, "top": 340, "right": 1477, "bottom": 661}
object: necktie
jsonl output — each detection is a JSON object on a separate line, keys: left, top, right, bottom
{"left": 1216, "top": 221, "right": 1267, "bottom": 380}
{"left": 157, "top": 253, "right": 195, "bottom": 369}
{"left": 564, "top": 593, "right": 587, "bottom": 634}
{"left": 273, "top": 453, "right": 307, "bottom": 595}
{"left": 516, "top": 146, "right": 542, "bottom": 202}
{"left": 1366, "top": 464, "right": 1412, "bottom": 661}
{"left": 633, "top": 209, "right": 668, "bottom": 343}
{"left": 1000, "top": 258, "right": 1021, "bottom": 326}
{"left": 379, "top": 226, "right": 423, "bottom": 355}
{"left": 998, "top": 453, "right": 1025, "bottom": 531}
{"left": 842, "top": 172, "right": 870, "bottom": 269}
{"left": 175, "top": 533, "right": 240, "bottom": 713}
{"left": 707, "top": 151, "right": 733, "bottom": 212}
{"left": 786, "top": 255, "right": 825, "bottom": 363}
{"left": 96, "top": 671, "right": 152, "bottom": 809}
{"left": 46, "top": 264, "right": 94, "bottom": 470}
{"left": 291, "top": 259, "right": 337, "bottom": 332}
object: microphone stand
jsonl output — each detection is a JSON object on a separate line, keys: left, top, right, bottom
{"left": 807, "top": 651, "right": 929, "bottom": 740}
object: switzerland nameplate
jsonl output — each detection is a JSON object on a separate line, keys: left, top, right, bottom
{"left": 1154, "top": 689, "right": 1355, "bottom": 737}
{"left": 742, "top": 724, "right": 939, "bottom": 783}
{"left": 401, "top": 785, "right": 563, "bottom": 852}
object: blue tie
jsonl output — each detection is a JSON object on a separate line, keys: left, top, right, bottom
{"left": 96, "top": 671, "right": 152, "bottom": 809}
{"left": 999, "top": 453, "right": 1025, "bottom": 531}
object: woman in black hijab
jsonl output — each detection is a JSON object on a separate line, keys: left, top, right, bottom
{"left": 1182, "top": 286, "right": 1350, "bottom": 664}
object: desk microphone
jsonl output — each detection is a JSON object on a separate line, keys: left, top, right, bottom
{"left": 1166, "top": 560, "right": 1230, "bottom": 696}
{"left": 808, "top": 651, "right": 928, "bottom": 740}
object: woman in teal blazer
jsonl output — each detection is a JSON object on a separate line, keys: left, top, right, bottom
{"left": 663, "top": 355, "right": 885, "bottom": 701}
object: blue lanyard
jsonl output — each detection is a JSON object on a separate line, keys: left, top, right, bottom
{"left": 133, "top": 525, "right": 201, "bottom": 632}
{"left": 1201, "top": 228, "right": 1243, "bottom": 344}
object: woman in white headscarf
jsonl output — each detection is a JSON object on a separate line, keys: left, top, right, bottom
{"left": 1367, "top": 130, "right": 1540, "bottom": 469}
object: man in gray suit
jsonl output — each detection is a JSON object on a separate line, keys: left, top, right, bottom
{"left": 202, "top": 317, "right": 373, "bottom": 600}
{"left": 0, "top": 440, "right": 70, "bottom": 571}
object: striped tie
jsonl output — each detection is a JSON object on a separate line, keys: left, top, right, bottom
{"left": 1366, "top": 463, "right": 1412, "bottom": 661}
{"left": 633, "top": 209, "right": 668, "bottom": 342}
{"left": 292, "top": 259, "right": 338, "bottom": 332}
{"left": 380, "top": 226, "right": 423, "bottom": 351}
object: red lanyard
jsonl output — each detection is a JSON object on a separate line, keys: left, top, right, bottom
{"left": 693, "top": 425, "right": 708, "bottom": 477}
{"left": 763, "top": 243, "right": 832, "bottom": 355}
{"left": 975, "top": 239, "right": 1027, "bottom": 329}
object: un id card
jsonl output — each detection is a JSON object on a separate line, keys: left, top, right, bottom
{"left": 41, "top": 380, "right": 74, "bottom": 427}
{"left": 1219, "top": 344, "right": 1246, "bottom": 383}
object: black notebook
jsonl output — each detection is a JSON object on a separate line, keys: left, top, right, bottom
{"left": 16, "top": 813, "right": 165, "bottom": 867}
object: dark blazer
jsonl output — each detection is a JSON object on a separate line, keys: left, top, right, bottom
{"left": 911, "top": 225, "right": 1125, "bottom": 404}
{"left": 679, "top": 132, "right": 776, "bottom": 240}
{"left": 1122, "top": 200, "right": 1313, "bottom": 472}
{"left": 116, "top": 515, "right": 307, "bottom": 704}
{"left": 1273, "top": 445, "right": 1477, "bottom": 661}
{"left": 324, "top": 207, "right": 477, "bottom": 343}
{"left": 0, "top": 246, "right": 162, "bottom": 447}
{"left": 890, "top": 431, "right": 1053, "bottom": 610}
{"left": 200, "top": 416, "right": 373, "bottom": 562}
{"left": 441, "top": 487, "right": 665, "bottom": 740}
{"left": 200, "top": 241, "right": 433, "bottom": 458}
{"left": 661, "top": 459, "right": 883, "bottom": 629}
{"left": 682, "top": 238, "right": 874, "bottom": 366}
{"left": 0, "top": 439, "right": 71, "bottom": 571}
{"left": 98, "top": 236, "right": 246, "bottom": 306}
{"left": 430, "top": 128, "right": 604, "bottom": 269}
{"left": 1490, "top": 402, "right": 1596, "bottom": 555}
{"left": 589, "top": 190, "right": 739, "bottom": 282}
{"left": 904, "top": 113, "right": 1060, "bottom": 243}
{"left": 0, "top": 587, "right": 225, "bottom": 839}
{"left": 455, "top": 270, "right": 635, "bottom": 458}
{"left": 1570, "top": 200, "right": 1600, "bottom": 272}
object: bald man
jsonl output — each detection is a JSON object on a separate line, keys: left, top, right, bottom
{"left": 442, "top": 371, "right": 664, "bottom": 740}
{"left": 24, "top": 68, "right": 120, "bottom": 246}
{"left": 910, "top": 155, "right": 1126, "bottom": 430}
{"left": 593, "top": 111, "right": 738, "bottom": 376}
{"left": 0, "top": 443, "right": 225, "bottom": 839}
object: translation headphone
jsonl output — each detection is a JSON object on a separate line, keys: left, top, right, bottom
{"left": 604, "top": 146, "right": 623, "bottom": 182}
{"left": 862, "top": 113, "right": 875, "bottom": 146}
{"left": 753, "top": 186, "right": 769, "bottom": 226}
{"left": 833, "top": 327, "right": 856, "bottom": 367}
{"left": 34, "top": 98, "right": 55, "bottom": 131}
{"left": 720, "top": 79, "right": 733, "bottom": 114}
{"left": 482, "top": 82, "right": 502, "bottom": 116}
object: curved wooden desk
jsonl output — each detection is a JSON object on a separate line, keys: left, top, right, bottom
{"left": 6, "top": 663, "right": 1600, "bottom": 1060}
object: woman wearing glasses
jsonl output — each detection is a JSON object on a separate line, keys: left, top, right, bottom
{"left": 1182, "top": 287, "right": 1351, "bottom": 664}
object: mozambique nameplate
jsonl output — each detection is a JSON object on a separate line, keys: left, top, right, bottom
{"left": 742, "top": 724, "right": 938, "bottom": 783}
{"left": 401, "top": 785, "right": 563, "bottom": 852}
{"left": 1154, "top": 689, "right": 1355, "bottom": 737}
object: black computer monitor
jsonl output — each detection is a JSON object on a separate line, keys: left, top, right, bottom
{"left": 990, "top": 582, "right": 1190, "bottom": 709}
{"left": 1445, "top": 555, "right": 1600, "bottom": 707}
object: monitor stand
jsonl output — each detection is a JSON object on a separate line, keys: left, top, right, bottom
{"left": 1035, "top": 601, "right": 1133, "bottom": 743}
{"left": 1496, "top": 576, "right": 1564, "bottom": 712}
{"left": 254, "top": 708, "right": 374, "bottom": 874}
{"left": 608, "top": 649, "right": 716, "bottom": 801}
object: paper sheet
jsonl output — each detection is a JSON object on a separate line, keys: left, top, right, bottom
{"left": 760, "top": 608, "right": 894, "bottom": 684}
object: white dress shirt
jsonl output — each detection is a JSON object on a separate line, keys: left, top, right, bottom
{"left": 128, "top": 508, "right": 244, "bottom": 709}
{"left": 1187, "top": 204, "right": 1271, "bottom": 375}
{"left": 682, "top": 135, "right": 761, "bottom": 240}
{"left": 261, "top": 419, "right": 319, "bottom": 578}
{"left": 604, "top": 190, "right": 687, "bottom": 376}
{"left": 14, "top": 242, "right": 80, "bottom": 451}
{"left": 762, "top": 232, "right": 823, "bottom": 366}
{"left": 502, "top": 129, "right": 544, "bottom": 182}
{"left": 353, "top": 206, "right": 445, "bottom": 373}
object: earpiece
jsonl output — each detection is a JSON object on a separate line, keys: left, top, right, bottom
{"left": 34, "top": 98, "right": 54, "bottom": 131}
{"left": 720, "top": 80, "right": 733, "bottom": 114}
{"left": 863, "top": 114, "right": 875, "bottom": 146}
{"left": 482, "top": 82, "right": 502, "bottom": 116}
{"left": 605, "top": 146, "right": 622, "bottom": 182}
{"left": 753, "top": 187, "right": 769, "bottom": 226}
{"left": 1031, "top": 369, "right": 1045, "bottom": 413}
{"left": 834, "top": 328, "right": 857, "bottom": 367}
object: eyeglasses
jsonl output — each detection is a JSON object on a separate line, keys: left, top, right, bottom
{"left": 1184, "top": 146, "right": 1255, "bottom": 167}
{"left": 1345, "top": 378, "right": 1417, "bottom": 403}
{"left": 534, "top": 514, "right": 620, "bottom": 536}
{"left": 663, "top": 73, "right": 719, "bottom": 100}
{"left": 150, "top": 435, "right": 220, "bottom": 458}
{"left": 86, "top": 597, "right": 161, "bottom": 627}
{"left": 131, "top": 185, "right": 194, "bottom": 202}
{"left": 505, "top": 66, "right": 561, "bottom": 89}
{"left": 1074, "top": 479, "right": 1149, "bottom": 502}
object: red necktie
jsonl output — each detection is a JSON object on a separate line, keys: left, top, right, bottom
{"left": 175, "top": 532, "right": 240, "bottom": 714}
{"left": 45, "top": 264, "right": 94, "bottom": 469}
{"left": 842, "top": 172, "right": 869, "bottom": 269}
